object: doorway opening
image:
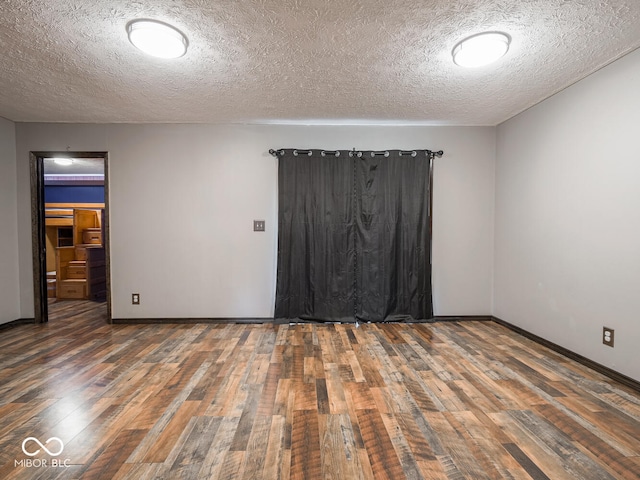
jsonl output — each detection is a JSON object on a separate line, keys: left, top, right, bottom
{"left": 30, "top": 151, "right": 111, "bottom": 323}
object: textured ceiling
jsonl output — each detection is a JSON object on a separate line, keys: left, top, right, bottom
{"left": 1, "top": 0, "right": 639, "bottom": 126}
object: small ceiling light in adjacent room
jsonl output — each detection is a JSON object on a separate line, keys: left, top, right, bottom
{"left": 452, "top": 32, "right": 510, "bottom": 68}
{"left": 53, "top": 158, "right": 73, "bottom": 166}
{"left": 127, "top": 19, "right": 188, "bottom": 59}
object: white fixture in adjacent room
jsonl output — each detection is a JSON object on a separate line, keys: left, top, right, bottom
{"left": 52, "top": 158, "right": 73, "bottom": 166}
{"left": 127, "top": 19, "right": 188, "bottom": 58}
{"left": 452, "top": 32, "right": 510, "bottom": 68}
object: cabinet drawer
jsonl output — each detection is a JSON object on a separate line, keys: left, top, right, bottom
{"left": 82, "top": 229, "right": 102, "bottom": 244}
{"left": 47, "top": 279, "right": 56, "bottom": 298}
{"left": 67, "top": 264, "right": 86, "bottom": 279}
{"left": 75, "top": 246, "right": 88, "bottom": 261}
{"left": 58, "top": 281, "right": 86, "bottom": 299}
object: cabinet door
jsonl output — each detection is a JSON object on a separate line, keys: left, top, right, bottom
{"left": 86, "top": 247, "right": 107, "bottom": 301}
{"left": 73, "top": 209, "right": 99, "bottom": 245}
{"left": 45, "top": 226, "right": 58, "bottom": 272}
{"left": 55, "top": 246, "right": 77, "bottom": 290}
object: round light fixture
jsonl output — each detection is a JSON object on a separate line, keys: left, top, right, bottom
{"left": 452, "top": 32, "right": 510, "bottom": 68}
{"left": 127, "top": 19, "right": 188, "bottom": 59}
{"left": 52, "top": 158, "right": 73, "bottom": 166}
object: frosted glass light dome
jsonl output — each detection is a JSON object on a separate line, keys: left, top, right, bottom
{"left": 127, "top": 19, "right": 188, "bottom": 59}
{"left": 52, "top": 158, "right": 73, "bottom": 166}
{"left": 452, "top": 32, "right": 510, "bottom": 68}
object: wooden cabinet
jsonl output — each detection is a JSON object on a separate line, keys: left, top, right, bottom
{"left": 45, "top": 226, "right": 73, "bottom": 271}
{"left": 56, "top": 246, "right": 79, "bottom": 299}
{"left": 67, "top": 261, "right": 87, "bottom": 279}
{"left": 57, "top": 227, "right": 74, "bottom": 246}
{"left": 73, "top": 208, "right": 100, "bottom": 245}
{"left": 51, "top": 205, "right": 106, "bottom": 301}
{"left": 82, "top": 228, "right": 102, "bottom": 244}
{"left": 86, "top": 247, "right": 106, "bottom": 301}
{"left": 58, "top": 280, "right": 87, "bottom": 299}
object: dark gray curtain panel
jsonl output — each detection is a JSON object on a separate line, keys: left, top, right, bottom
{"left": 275, "top": 149, "right": 433, "bottom": 322}
{"left": 275, "top": 150, "right": 355, "bottom": 322}
{"left": 355, "top": 151, "right": 433, "bottom": 322}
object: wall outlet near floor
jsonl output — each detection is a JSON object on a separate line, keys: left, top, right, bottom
{"left": 603, "top": 327, "right": 614, "bottom": 347}
{"left": 253, "top": 220, "right": 265, "bottom": 232}
{"left": 132, "top": 293, "right": 140, "bottom": 305}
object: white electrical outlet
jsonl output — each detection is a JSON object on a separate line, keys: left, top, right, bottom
{"left": 603, "top": 327, "right": 614, "bottom": 347}
{"left": 132, "top": 293, "right": 140, "bottom": 305}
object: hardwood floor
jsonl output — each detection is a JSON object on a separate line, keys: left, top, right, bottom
{"left": 1, "top": 301, "right": 639, "bottom": 479}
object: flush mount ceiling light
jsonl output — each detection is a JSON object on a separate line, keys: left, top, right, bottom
{"left": 452, "top": 32, "right": 510, "bottom": 68}
{"left": 126, "top": 19, "right": 188, "bottom": 59}
{"left": 52, "top": 158, "right": 73, "bottom": 166}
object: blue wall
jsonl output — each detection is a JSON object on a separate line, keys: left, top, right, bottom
{"left": 45, "top": 186, "right": 104, "bottom": 204}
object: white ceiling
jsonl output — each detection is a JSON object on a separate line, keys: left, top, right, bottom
{"left": 1, "top": 0, "right": 640, "bottom": 126}
{"left": 43, "top": 157, "right": 104, "bottom": 175}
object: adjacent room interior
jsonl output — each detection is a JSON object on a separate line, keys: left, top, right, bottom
{"left": 0, "top": 1, "right": 639, "bottom": 479}
{"left": 43, "top": 157, "right": 106, "bottom": 306}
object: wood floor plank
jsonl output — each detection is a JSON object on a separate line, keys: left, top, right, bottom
{"left": 324, "top": 363, "right": 349, "bottom": 414}
{"left": 356, "top": 408, "right": 405, "bottom": 480}
{"left": 555, "top": 394, "right": 640, "bottom": 456}
{"left": 262, "top": 415, "right": 287, "bottom": 480}
{"left": 218, "top": 450, "right": 245, "bottom": 480}
{"left": 2, "top": 302, "right": 640, "bottom": 479}
{"left": 445, "top": 411, "right": 504, "bottom": 479}
{"left": 425, "top": 411, "right": 492, "bottom": 480}
{"left": 534, "top": 403, "right": 640, "bottom": 480}
{"left": 78, "top": 428, "right": 148, "bottom": 480}
{"left": 142, "top": 399, "right": 201, "bottom": 463}
{"left": 508, "top": 409, "right": 618, "bottom": 479}
{"left": 289, "top": 409, "right": 322, "bottom": 479}
{"left": 229, "top": 383, "right": 263, "bottom": 451}
{"left": 319, "top": 413, "right": 365, "bottom": 480}
{"left": 168, "top": 415, "right": 222, "bottom": 478}
{"left": 450, "top": 410, "right": 521, "bottom": 477}
{"left": 293, "top": 381, "right": 317, "bottom": 411}
{"left": 490, "top": 410, "right": 579, "bottom": 480}
{"left": 239, "top": 414, "right": 272, "bottom": 480}
{"left": 196, "top": 416, "right": 241, "bottom": 479}
{"left": 378, "top": 411, "right": 425, "bottom": 479}
{"left": 256, "top": 363, "right": 282, "bottom": 416}
{"left": 503, "top": 442, "right": 551, "bottom": 480}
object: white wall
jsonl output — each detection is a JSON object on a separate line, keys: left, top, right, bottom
{"left": 0, "top": 117, "right": 20, "bottom": 324}
{"left": 495, "top": 48, "right": 640, "bottom": 382}
{"left": 15, "top": 123, "right": 495, "bottom": 320}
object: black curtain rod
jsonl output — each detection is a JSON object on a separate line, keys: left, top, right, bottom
{"left": 269, "top": 148, "right": 444, "bottom": 158}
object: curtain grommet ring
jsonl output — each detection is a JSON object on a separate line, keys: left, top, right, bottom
{"left": 293, "top": 150, "right": 298, "bottom": 156}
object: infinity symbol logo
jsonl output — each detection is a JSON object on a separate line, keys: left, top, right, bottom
{"left": 21, "top": 437, "right": 64, "bottom": 457}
